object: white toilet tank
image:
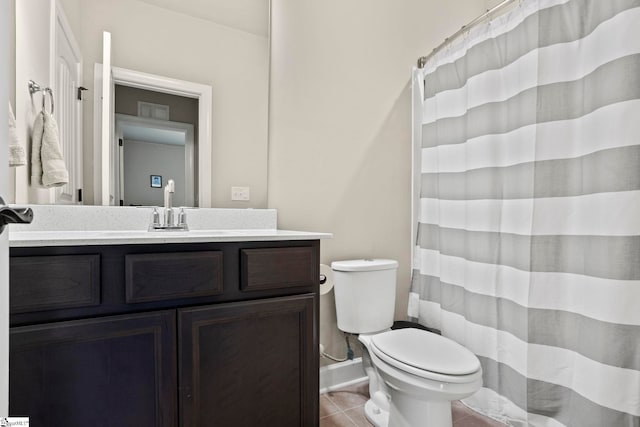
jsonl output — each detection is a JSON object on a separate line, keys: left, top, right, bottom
{"left": 331, "top": 259, "right": 398, "bottom": 334}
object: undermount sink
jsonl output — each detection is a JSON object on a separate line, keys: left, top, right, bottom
{"left": 95, "top": 229, "right": 232, "bottom": 237}
{"left": 158, "top": 229, "right": 231, "bottom": 236}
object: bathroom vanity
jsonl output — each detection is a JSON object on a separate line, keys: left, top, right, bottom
{"left": 7, "top": 209, "right": 329, "bottom": 427}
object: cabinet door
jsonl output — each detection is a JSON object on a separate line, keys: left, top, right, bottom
{"left": 10, "top": 310, "right": 177, "bottom": 427}
{"left": 179, "top": 294, "right": 318, "bottom": 427}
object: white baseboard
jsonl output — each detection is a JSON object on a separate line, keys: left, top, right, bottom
{"left": 319, "top": 357, "right": 367, "bottom": 394}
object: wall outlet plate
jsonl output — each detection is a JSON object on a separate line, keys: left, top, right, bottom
{"left": 231, "top": 186, "right": 250, "bottom": 201}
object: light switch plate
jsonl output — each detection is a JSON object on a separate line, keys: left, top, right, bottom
{"left": 231, "top": 186, "right": 250, "bottom": 201}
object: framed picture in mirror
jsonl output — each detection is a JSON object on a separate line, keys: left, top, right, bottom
{"left": 150, "top": 175, "right": 162, "bottom": 188}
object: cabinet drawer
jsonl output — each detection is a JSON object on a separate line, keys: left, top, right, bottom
{"left": 240, "top": 246, "right": 317, "bottom": 292}
{"left": 125, "top": 251, "right": 223, "bottom": 303}
{"left": 10, "top": 255, "right": 101, "bottom": 314}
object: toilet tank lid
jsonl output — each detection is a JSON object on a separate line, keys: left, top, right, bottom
{"left": 331, "top": 259, "right": 398, "bottom": 272}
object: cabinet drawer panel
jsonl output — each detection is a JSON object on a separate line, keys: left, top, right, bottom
{"left": 125, "top": 251, "right": 223, "bottom": 303}
{"left": 10, "top": 255, "right": 101, "bottom": 314}
{"left": 241, "top": 246, "right": 317, "bottom": 292}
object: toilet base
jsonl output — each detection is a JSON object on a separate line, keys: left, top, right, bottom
{"left": 388, "top": 394, "right": 452, "bottom": 427}
{"left": 364, "top": 399, "right": 389, "bottom": 427}
{"left": 364, "top": 397, "right": 453, "bottom": 427}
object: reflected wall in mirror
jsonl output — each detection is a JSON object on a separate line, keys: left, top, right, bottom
{"left": 115, "top": 85, "right": 198, "bottom": 207}
{"left": 10, "top": 0, "right": 270, "bottom": 207}
{"left": 97, "top": 66, "right": 210, "bottom": 208}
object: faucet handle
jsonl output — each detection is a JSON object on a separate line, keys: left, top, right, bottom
{"left": 150, "top": 207, "right": 160, "bottom": 226}
{"left": 148, "top": 207, "right": 161, "bottom": 231}
{"left": 177, "top": 208, "right": 189, "bottom": 230}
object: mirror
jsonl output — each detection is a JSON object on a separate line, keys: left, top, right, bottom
{"left": 11, "top": 0, "right": 271, "bottom": 207}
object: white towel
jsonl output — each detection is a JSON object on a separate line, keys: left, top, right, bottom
{"left": 8, "top": 102, "right": 26, "bottom": 167}
{"left": 30, "top": 111, "right": 69, "bottom": 187}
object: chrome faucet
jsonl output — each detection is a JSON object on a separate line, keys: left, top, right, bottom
{"left": 148, "top": 179, "right": 189, "bottom": 231}
{"left": 164, "top": 179, "right": 175, "bottom": 226}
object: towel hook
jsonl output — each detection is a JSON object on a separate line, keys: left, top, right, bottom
{"left": 28, "top": 80, "right": 55, "bottom": 115}
{"left": 28, "top": 80, "right": 41, "bottom": 95}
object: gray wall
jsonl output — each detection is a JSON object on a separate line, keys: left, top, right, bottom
{"left": 115, "top": 85, "right": 199, "bottom": 126}
{"left": 123, "top": 139, "right": 186, "bottom": 207}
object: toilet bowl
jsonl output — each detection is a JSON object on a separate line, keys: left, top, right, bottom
{"left": 362, "top": 329, "right": 482, "bottom": 426}
{"left": 331, "top": 259, "right": 482, "bottom": 427}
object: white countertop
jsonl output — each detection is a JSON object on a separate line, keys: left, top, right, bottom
{"left": 9, "top": 229, "right": 332, "bottom": 247}
{"left": 7, "top": 205, "right": 331, "bottom": 247}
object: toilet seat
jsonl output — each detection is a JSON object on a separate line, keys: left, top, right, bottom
{"left": 370, "top": 329, "right": 482, "bottom": 384}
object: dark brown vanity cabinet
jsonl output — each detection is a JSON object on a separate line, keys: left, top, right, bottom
{"left": 8, "top": 240, "right": 320, "bottom": 427}
{"left": 10, "top": 310, "right": 178, "bottom": 426}
{"left": 179, "top": 295, "right": 315, "bottom": 426}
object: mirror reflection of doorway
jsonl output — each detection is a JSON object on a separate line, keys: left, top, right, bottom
{"left": 114, "top": 85, "right": 198, "bottom": 207}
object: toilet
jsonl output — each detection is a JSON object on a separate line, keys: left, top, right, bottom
{"left": 331, "top": 259, "right": 482, "bottom": 427}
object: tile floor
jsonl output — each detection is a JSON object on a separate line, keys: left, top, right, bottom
{"left": 320, "top": 381, "right": 507, "bottom": 427}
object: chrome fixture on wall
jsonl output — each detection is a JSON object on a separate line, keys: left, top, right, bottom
{"left": 28, "top": 79, "right": 54, "bottom": 114}
{"left": 416, "top": 0, "right": 519, "bottom": 68}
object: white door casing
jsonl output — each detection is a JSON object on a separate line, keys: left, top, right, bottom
{"left": 101, "top": 31, "right": 113, "bottom": 206}
{"left": 1, "top": 0, "right": 10, "bottom": 415}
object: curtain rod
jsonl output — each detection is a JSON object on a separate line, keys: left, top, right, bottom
{"left": 417, "top": 0, "right": 518, "bottom": 68}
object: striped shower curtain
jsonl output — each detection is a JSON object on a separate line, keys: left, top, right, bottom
{"left": 409, "top": 0, "right": 640, "bottom": 426}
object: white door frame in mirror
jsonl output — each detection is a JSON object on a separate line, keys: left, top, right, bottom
{"left": 93, "top": 66, "right": 212, "bottom": 207}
